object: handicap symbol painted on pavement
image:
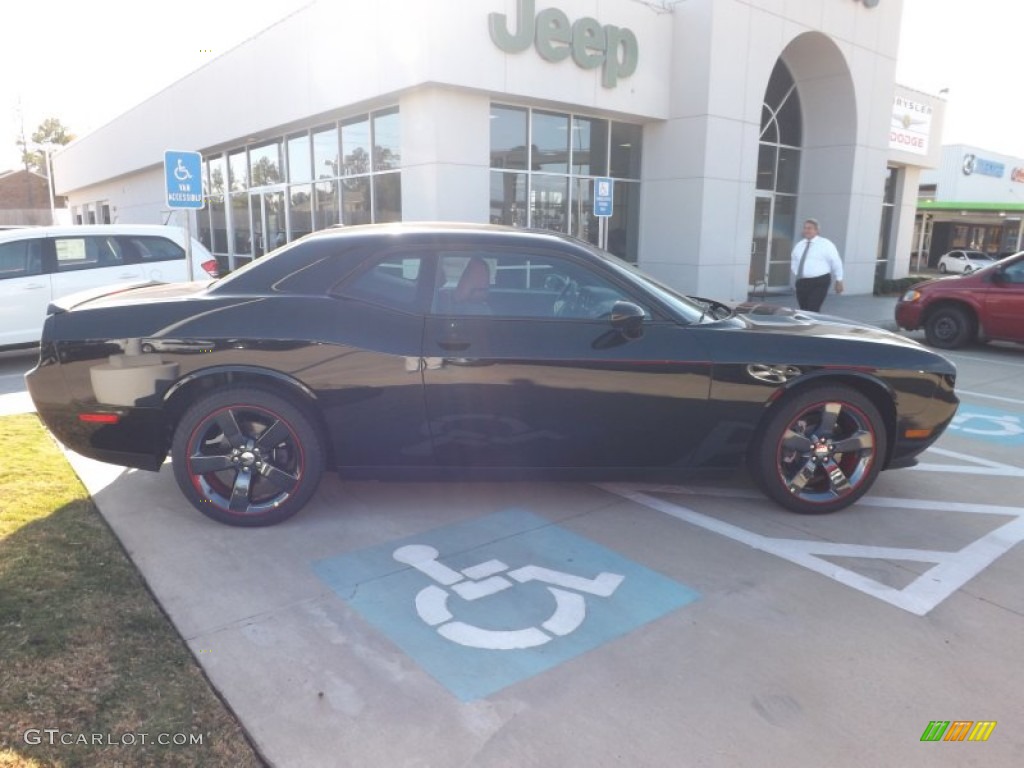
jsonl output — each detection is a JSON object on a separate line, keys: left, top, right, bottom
{"left": 313, "top": 509, "right": 699, "bottom": 700}
{"left": 392, "top": 543, "right": 624, "bottom": 650}
{"left": 948, "top": 404, "right": 1024, "bottom": 445}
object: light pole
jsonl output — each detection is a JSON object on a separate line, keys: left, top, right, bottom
{"left": 43, "top": 147, "right": 56, "bottom": 225}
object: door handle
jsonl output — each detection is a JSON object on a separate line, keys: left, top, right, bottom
{"left": 22, "top": 283, "right": 46, "bottom": 290}
{"left": 438, "top": 340, "right": 470, "bottom": 352}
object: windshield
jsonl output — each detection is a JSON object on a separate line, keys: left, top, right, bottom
{"left": 579, "top": 241, "right": 708, "bottom": 323}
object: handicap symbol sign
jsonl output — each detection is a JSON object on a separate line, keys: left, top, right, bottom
{"left": 393, "top": 543, "right": 624, "bottom": 650}
{"left": 948, "top": 404, "right": 1024, "bottom": 445}
{"left": 314, "top": 509, "right": 699, "bottom": 700}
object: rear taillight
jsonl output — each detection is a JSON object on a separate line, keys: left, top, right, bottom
{"left": 200, "top": 259, "right": 220, "bottom": 278}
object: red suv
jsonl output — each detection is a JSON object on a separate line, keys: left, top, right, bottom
{"left": 895, "top": 250, "right": 1024, "bottom": 349}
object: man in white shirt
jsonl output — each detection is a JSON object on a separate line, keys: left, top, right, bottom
{"left": 790, "top": 218, "right": 844, "bottom": 311}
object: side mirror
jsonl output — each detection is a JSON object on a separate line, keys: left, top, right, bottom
{"left": 990, "top": 269, "right": 1008, "bottom": 285}
{"left": 609, "top": 301, "right": 645, "bottom": 337}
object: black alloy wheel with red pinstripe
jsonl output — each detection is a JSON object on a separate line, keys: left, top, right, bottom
{"left": 750, "top": 385, "right": 886, "bottom": 514}
{"left": 171, "top": 388, "right": 325, "bottom": 526}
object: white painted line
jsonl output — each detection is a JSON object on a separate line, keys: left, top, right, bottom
{"left": 911, "top": 447, "right": 1024, "bottom": 478}
{"left": 957, "top": 389, "right": 1024, "bottom": 406}
{"left": 599, "top": 483, "right": 1024, "bottom": 616}
{"left": 949, "top": 353, "right": 1024, "bottom": 367}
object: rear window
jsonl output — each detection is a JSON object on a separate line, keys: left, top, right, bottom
{"left": 119, "top": 236, "right": 185, "bottom": 264}
{"left": 0, "top": 239, "right": 43, "bottom": 279}
{"left": 54, "top": 236, "right": 124, "bottom": 271}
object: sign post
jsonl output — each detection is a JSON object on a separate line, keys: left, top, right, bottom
{"left": 164, "top": 150, "right": 204, "bottom": 280}
{"left": 593, "top": 177, "right": 614, "bottom": 251}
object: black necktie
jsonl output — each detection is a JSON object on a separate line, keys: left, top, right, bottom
{"left": 797, "top": 239, "right": 812, "bottom": 279}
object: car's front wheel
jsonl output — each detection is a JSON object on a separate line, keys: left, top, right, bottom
{"left": 171, "top": 387, "right": 325, "bottom": 526}
{"left": 750, "top": 385, "right": 886, "bottom": 514}
{"left": 938, "top": 262, "right": 948, "bottom": 273}
{"left": 924, "top": 305, "right": 975, "bottom": 349}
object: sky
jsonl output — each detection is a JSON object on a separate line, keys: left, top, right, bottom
{"left": 2, "top": 0, "right": 1023, "bottom": 172}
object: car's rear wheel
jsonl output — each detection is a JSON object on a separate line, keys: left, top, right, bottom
{"left": 924, "top": 305, "right": 974, "bottom": 349}
{"left": 171, "top": 387, "right": 324, "bottom": 526}
{"left": 750, "top": 385, "right": 885, "bottom": 514}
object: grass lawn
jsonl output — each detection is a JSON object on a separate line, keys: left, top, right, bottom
{"left": 0, "top": 414, "right": 263, "bottom": 768}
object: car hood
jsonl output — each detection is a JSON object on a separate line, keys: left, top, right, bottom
{"left": 728, "top": 300, "right": 926, "bottom": 350}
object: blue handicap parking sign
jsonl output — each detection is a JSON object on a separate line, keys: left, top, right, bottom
{"left": 314, "top": 509, "right": 699, "bottom": 701}
{"left": 164, "top": 150, "right": 204, "bottom": 209}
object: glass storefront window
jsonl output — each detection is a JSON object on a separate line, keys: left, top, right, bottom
{"left": 287, "top": 134, "right": 311, "bottom": 183}
{"left": 249, "top": 141, "right": 282, "bottom": 186}
{"left": 608, "top": 181, "right": 640, "bottom": 262}
{"left": 531, "top": 175, "right": 568, "bottom": 233}
{"left": 776, "top": 147, "right": 801, "bottom": 194}
{"left": 230, "top": 192, "right": 251, "bottom": 257}
{"left": 289, "top": 185, "right": 313, "bottom": 240}
{"left": 208, "top": 196, "right": 227, "bottom": 253}
{"left": 373, "top": 173, "right": 402, "bottom": 222}
{"left": 490, "top": 171, "right": 527, "bottom": 227}
{"left": 532, "top": 111, "right": 569, "bottom": 174}
{"left": 341, "top": 117, "right": 371, "bottom": 176}
{"left": 228, "top": 150, "right": 248, "bottom": 192}
{"left": 208, "top": 155, "right": 227, "bottom": 196}
{"left": 342, "top": 177, "right": 370, "bottom": 225}
{"left": 313, "top": 126, "right": 339, "bottom": 180}
{"left": 491, "top": 105, "right": 528, "bottom": 170}
{"left": 756, "top": 144, "right": 776, "bottom": 191}
{"left": 571, "top": 117, "right": 608, "bottom": 177}
{"left": 490, "top": 104, "right": 642, "bottom": 254}
{"left": 314, "top": 180, "right": 339, "bottom": 228}
{"left": 372, "top": 109, "right": 401, "bottom": 171}
{"left": 610, "top": 123, "right": 642, "bottom": 179}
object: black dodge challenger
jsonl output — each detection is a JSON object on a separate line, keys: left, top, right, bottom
{"left": 26, "top": 223, "right": 958, "bottom": 526}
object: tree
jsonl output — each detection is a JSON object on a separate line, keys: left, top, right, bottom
{"left": 17, "top": 117, "right": 75, "bottom": 175}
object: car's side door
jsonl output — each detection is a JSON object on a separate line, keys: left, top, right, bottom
{"left": 49, "top": 235, "right": 145, "bottom": 302}
{"left": 983, "top": 258, "right": 1024, "bottom": 342}
{"left": 421, "top": 244, "right": 714, "bottom": 469}
{"left": 0, "top": 236, "right": 50, "bottom": 346}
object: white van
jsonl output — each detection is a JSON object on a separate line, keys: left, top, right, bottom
{"left": 0, "top": 224, "right": 218, "bottom": 348}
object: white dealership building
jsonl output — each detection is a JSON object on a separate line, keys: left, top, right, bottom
{"left": 53, "top": 0, "right": 942, "bottom": 297}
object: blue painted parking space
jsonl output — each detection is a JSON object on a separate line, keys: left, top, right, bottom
{"left": 948, "top": 403, "right": 1024, "bottom": 445}
{"left": 313, "top": 509, "right": 699, "bottom": 701}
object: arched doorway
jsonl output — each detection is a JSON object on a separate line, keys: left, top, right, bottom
{"left": 749, "top": 34, "right": 857, "bottom": 296}
{"left": 750, "top": 60, "right": 802, "bottom": 294}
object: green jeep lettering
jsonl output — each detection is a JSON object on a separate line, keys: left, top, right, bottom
{"left": 488, "top": 0, "right": 639, "bottom": 88}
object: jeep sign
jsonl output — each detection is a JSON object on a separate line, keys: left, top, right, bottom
{"left": 489, "top": 0, "right": 638, "bottom": 88}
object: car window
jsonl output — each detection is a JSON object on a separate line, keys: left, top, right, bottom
{"left": 1002, "top": 260, "right": 1024, "bottom": 284}
{"left": 335, "top": 254, "right": 424, "bottom": 312}
{"left": 54, "top": 236, "right": 124, "bottom": 272}
{"left": 118, "top": 236, "right": 185, "bottom": 264}
{"left": 431, "top": 249, "right": 648, "bottom": 320}
{"left": 0, "top": 239, "right": 44, "bottom": 279}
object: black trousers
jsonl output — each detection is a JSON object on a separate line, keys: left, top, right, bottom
{"left": 795, "top": 273, "right": 831, "bottom": 312}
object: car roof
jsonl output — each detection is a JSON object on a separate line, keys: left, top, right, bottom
{"left": 0, "top": 224, "right": 184, "bottom": 242}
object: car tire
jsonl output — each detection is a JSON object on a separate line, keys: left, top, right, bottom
{"left": 924, "top": 305, "right": 975, "bottom": 349}
{"left": 750, "top": 385, "right": 886, "bottom": 515}
{"left": 963, "top": 266, "right": 974, "bottom": 275}
{"left": 938, "top": 262, "right": 948, "bottom": 273}
{"left": 171, "top": 387, "right": 325, "bottom": 526}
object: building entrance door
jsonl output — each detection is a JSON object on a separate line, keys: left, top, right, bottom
{"left": 749, "top": 193, "right": 795, "bottom": 296}
{"left": 249, "top": 187, "right": 286, "bottom": 258}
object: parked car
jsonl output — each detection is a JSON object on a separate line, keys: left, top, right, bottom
{"left": 936, "top": 249, "right": 996, "bottom": 275}
{"left": 0, "top": 224, "right": 219, "bottom": 348}
{"left": 895, "top": 250, "right": 1024, "bottom": 349}
{"left": 27, "top": 223, "right": 959, "bottom": 526}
